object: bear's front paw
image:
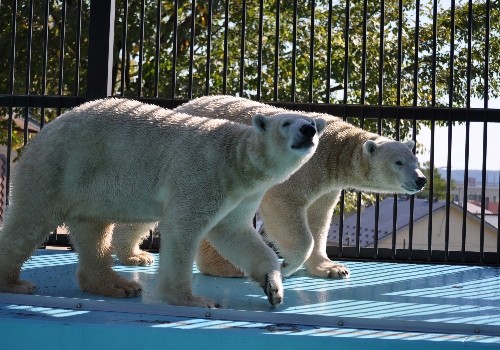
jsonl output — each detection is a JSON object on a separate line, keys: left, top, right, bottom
{"left": 0, "top": 279, "right": 36, "bottom": 294}
{"left": 164, "top": 293, "right": 219, "bottom": 308}
{"left": 79, "top": 271, "right": 142, "bottom": 298}
{"left": 187, "top": 295, "right": 220, "bottom": 308}
{"left": 262, "top": 271, "right": 284, "bottom": 306}
{"left": 117, "top": 251, "right": 155, "bottom": 266}
{"left": 306, "top": 260, "right": 350, "bottom": 279}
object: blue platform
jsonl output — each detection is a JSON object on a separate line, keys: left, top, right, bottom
{"left": 0, "top": 249, "right": 499, "bottom": 349}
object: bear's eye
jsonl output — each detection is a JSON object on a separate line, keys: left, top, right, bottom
{"left": 395, "top": 161, "right": 403, "bottom": 166}
{"left": 310, "top": 121, "right": 316, "bottom": 126}
{"left": 282, "top": 121, "right": 291, "bottom": 127}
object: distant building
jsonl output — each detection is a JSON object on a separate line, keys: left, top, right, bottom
{"left": 328, "top": 197, "right": 498, "bottom": 253}
{"left": 451, "top": 179, "right": 499, "bottom": 214}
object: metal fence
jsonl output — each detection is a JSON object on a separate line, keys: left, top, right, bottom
{"left": 0, "top": 0, "right": 499, "bottom": 265}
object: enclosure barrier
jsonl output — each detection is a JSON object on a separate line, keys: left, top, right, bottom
{"left": 0, "top": 0, "right": 498, "bottom": 265}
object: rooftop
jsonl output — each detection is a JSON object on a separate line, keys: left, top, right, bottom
{"left": 328, "top": 197, "right": 447, "bottom": 247}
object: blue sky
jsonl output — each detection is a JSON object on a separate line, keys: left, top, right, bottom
{"left": 417, "top": 98, "right": 500, "bottom": 171}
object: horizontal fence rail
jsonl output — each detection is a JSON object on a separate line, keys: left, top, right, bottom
{"left": 0, "top": 0, "right": 499, "bottom": 265}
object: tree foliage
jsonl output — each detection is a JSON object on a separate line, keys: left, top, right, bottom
{"left": 1, "top": 0, "right": 498, "bottom": 164}
{"left": 416, "top": 160, "right": 456, "bottom": 201}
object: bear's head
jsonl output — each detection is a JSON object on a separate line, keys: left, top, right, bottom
{"left": 362, "top": 139, "right": 426, "bottom": 194}
{"left": 252, "top": 113, "right": 326, "bottom": 157}
{"left": 249, "top": 113, "right": 326, "bottom": 181}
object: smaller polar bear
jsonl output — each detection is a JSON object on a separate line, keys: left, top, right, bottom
{"left": 114, "top": 96, "right": 426, "bottom": 280}
{"left": 0, "top": 98, "right": 325, "bottom": 308}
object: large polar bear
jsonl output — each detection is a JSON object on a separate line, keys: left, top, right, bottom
{"left": 114, "top": 96, "right": 426, "bottom": 279}
{"left": 0, "top": 98, "right": 326, "bottom": 308}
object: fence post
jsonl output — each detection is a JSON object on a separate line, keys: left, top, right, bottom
{"left": 86, "top": 0, "right": 116, "bottom": 99}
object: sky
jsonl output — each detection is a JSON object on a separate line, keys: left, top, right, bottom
{"left": 416, "top": 99, "right": 500, "bottom": 171}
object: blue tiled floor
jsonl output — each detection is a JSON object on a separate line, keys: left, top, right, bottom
{"left": 1, "top": 249, "right": 499, "bottom": 349}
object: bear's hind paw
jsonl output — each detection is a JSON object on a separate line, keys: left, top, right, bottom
{"left": 307, "top": 261, "right": 350, "bottom": 279}
{"left": 117, "top": 251, "right": 155, "bottom": 266}
{"left": 0, "top": 279, "right": 36, "bottom": 294}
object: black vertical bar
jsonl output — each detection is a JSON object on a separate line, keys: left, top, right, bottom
{"left": 343, "top": 0, "right": 350, "bottom": 104}
{"left": 378, "top": 0, "right": 384, "bottom": 105}
{"left": 222, "top": 0, "right": 229, "bottom": 95}
{"left": 479, "top": 0, "right": 491, "bottom": 263}
{"left": 137, "top": 0, "right": 145, "bottom": 97}
{"left": 355, "top": 120, "right": 364, "bottom": 258}
{"left": 427, "top": 119, "right": 435, "bottom": 260}
{"left": 411, "top": 0, "right": 420, "bottom": 260}
{"left": 426, "top": 0, "right": 438, "bottom": 261}
{"left": 396, "top": 0, "right": 403, "bottom": 105}
{"left": 374, "top": 0, "right": 384, "bottom": 259}
{"left": 120, "top": 0, "right": 128, "bottom": 96}
{"left": 444, "top": 0, "right": 456, "bottom": 261}
{"left": 58, "top": 0, "right": 67, "bottom": 96}
{"left": 24, "top": 0, "right": 34, "bottom": 144}
{"left": 74, "top": 0, "right": 83, "bottom": 96}
{"left": 6, "top": 0, "right": 17, "bottom": 204}
{"left": 273, "top": 0, "right": 280, "bottom": 101}
{"left": 25, "top": 0, "right": 34, "bottom": 96}
{"left": 461, "top": 0, "right": 473, "bottom": 260}
{"left": 205, "top": 0, "right": 212, "bottom": 96}
{"left": 461, "top": 121, "right": 470, "bottom": 257}
{"left": 338, "top": 0, "right": 350, "bottom": 257}
{"left": 291, "top": 0, "right": 297, "bottom": 102}
{"left": 308, "top": 0, "right": 315, "bottom": 103}
{"left": 188, "top": 0, "right": 196, "bottom": 98}
{"left": 412, "top": 0, "right": 420, "bottom": 106}
{"left": 239, "top": 0, "right": 247, "bottom": 96}
{"left": 171, "top": 0, "right": 178, "bottom": 98}
{"left": 360, "top": 0, "right": 367, "bottom": 104}
{"left": 154, "top": 0, "right": 161, "bottom": 97}
{"left": 87, "top": 0, "right": 116, "bottom": 99}
{"left": 257, "top": 0, "right": 264, "bottom": 99}
{"left": 356, "top": 0, "right": 368, "bottom": 258}
{"left": 409, "top": 119, "right": 417, "bottom": 258}
{"left": 40, "top": 0, "right": 49, "bottom": 128}
{"left": 325, "top": 0, "right": 332, "bottom": 103}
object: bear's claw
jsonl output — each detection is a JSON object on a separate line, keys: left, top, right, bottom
{"left": 262, "top": 272, "right": 284, "bottom": 306}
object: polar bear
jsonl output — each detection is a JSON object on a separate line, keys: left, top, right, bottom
{"left": 113, "top": 96, "right": 426, "bottom": 280}
{"left": 0, "top": 98, "right": 326, "bottom": 308}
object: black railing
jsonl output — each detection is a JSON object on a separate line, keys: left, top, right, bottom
{"left": 0, "top": 0, "right": 499, "bottom": 265}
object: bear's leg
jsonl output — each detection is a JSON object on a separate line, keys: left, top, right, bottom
{"left": 206, "top": 197, "right": 283, "bottom": 306}
{"left": 305, "top": 190, "right": 350, "bottom": 278}
{"left": 113, "top": 223, "right": 155, "bottom": 266}
{"left": 195, "top": 238, "right": 245, "bottom": 277}
{"left": 259, "top": 197, "right": 314, "bottom": 278}
{"left": 0, "top": 210, "right": 56, "bottom": 294}
{"left": 156, "top": 220, "right": 218, "bottom": 308}
{"left": 69, "top": 220, "right": 142, "bottom": 298}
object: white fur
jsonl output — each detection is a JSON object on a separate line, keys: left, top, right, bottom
{"left": 114, "top": 96, "right": 425, "bottom": 280}
{"left": 0, "top": 98, "right": 325, "bottom": 307}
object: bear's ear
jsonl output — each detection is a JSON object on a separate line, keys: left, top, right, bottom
{"left": 363, "top": 140, "right": 378, "bottom": 155}
{"left": 404, "top": 139, "right": 415, "bottom": 150}
{"left": 314, "top": 118, "right": 327, "bottom": 136}
{"left": 252, "top": 114, "right": 267, "bottom": 132}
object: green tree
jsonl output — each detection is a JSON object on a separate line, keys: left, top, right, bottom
{"left": 417, "top": 161, "right": 456, "bottom": 201}
{"left": 1, "top": 0, "right": 498, "bottom": 166}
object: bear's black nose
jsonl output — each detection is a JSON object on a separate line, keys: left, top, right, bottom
{"left": 299, "top": 124, "right": 316, "bottom": 138}
{"left": 416, "top": 176, "right": 427, "bottom": 188}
